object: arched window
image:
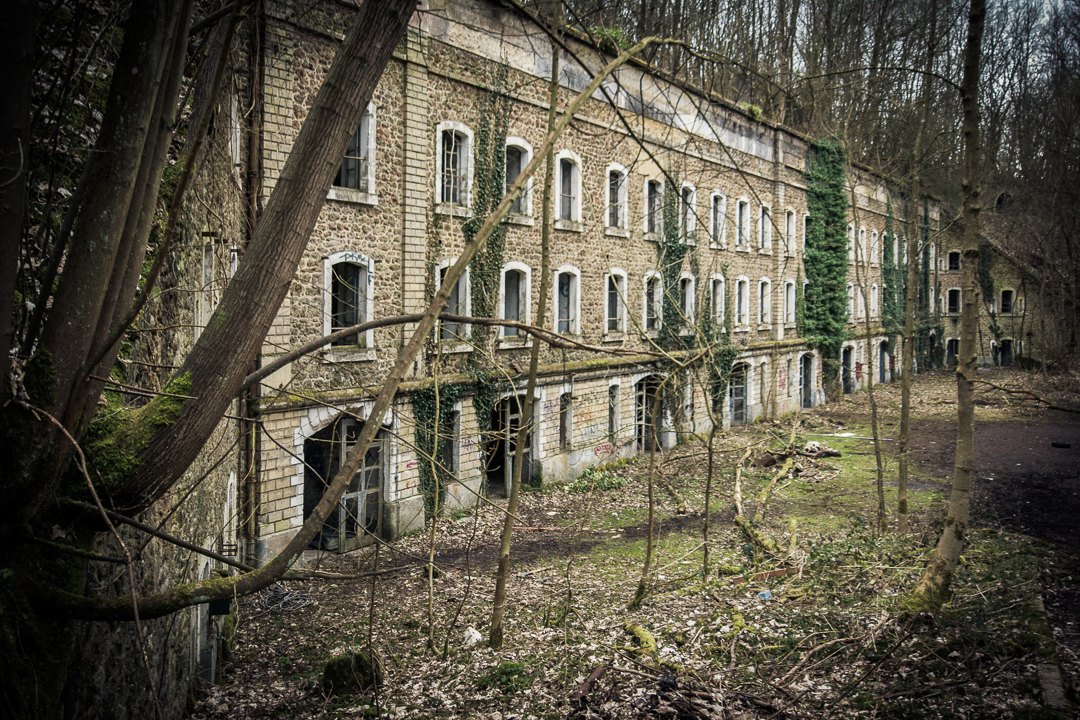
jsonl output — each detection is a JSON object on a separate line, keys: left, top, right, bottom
{"left": 710, "top": 192, "right": 727, "bottom": 247}
{"left": 436, "top": 121, "right": 473, "bottom": 209}
{"left": 324, "top": 252, "right": 375, "bottom": 348}
{"left": 644, "top": 271, "right": 662, "bottom": 332}
{"left": 678, "top": 273, "right": 696, "bottom": 325}
{"left": 783, "top": 280, "right": 796, "bottom": 325}
{"left": 436, "top": 259, "right": 470, "bottom": 341}
{"left": 553, "top": 265, "right": 581, "bottom": 334}
{"left": 605, "top": 163, "right": 628, "bottom": 231}
{"left": 735, "top": 276, "right": 750, "bottom": 326}
{"left": 784, "top": 209, "right": 796, "bottom": 255}
{"left": 710, "top": 274, "right": 726, "bottom": 326}
{"left": 679, "top": 183, "right": 697, "bottom": 244}
{"left": 644, "top": 178, "right": 664, "bottom": 236}
{"left": 605, "top": 268, "right": 628, "bottom": 334}
{"left": 736, "top": 198, "right": 750, "bottom": 247}
{"left": 555, "top": 150, "right": 583, "bottom": 227}
{"left": 759, "top": 205, "right": 772, "bottom": 252}
{"left": 505, "top": 137, "right": 533, "bottom": 216}
{"left": 500, "top": 262, "right": 531, "bottom": 337}
{"left": 758, "top": 278, "right": 772, "bottom": 325}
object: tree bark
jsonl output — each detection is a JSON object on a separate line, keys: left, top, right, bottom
{"left": 912, "top": 0, "right": 985, "bottom": 610}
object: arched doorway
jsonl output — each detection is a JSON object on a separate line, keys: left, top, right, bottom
{"left": 304, "top": 417, "right": 386, "bottom": 552}
{"left": 799, "top": 353, "right": 814, "bottom": 408}
{"left": 729, "top": 364, "right": 748, "bottom": 425}
{"left": 485, "top": 395, "right": 533, "bottom": 497}
{"left": 635, "top": 375, "right": 664, "bottom": 451}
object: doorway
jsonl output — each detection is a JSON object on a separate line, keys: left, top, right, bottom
{"left": 799, "top": 354, "right": 814, "bottom": 408}
{"left": 635, "top": 375, "right": 663, "bottom": 451}
{"left": 946, "top": 338, "right": 959, "bottom": 366}
{"left": 879, "top": 341, "right": 889, "bottom": 383}
{"left": 485, "top": 395, "right": 533, "bottom": 497}
{"left": 304, "top": 417, "right": 385, "bottom": 552}
{"left": 841, "top": 346, "right": 854, "bottom": 394}
{"left": 1000, "top": 338, "right": 1014, "bottom": 366}
{"left": 729, "top": 364, "right": 748, "bottom": 425}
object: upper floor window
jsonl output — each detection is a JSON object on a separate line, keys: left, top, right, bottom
{"left": 871, "top": 231, "right": 880, "bottom": 265}
{"left": 679, "top": 274, "right": 696, "bottom": 325}
{"left": 500, "top": 262, "right": 531, "bottom": 337}
{"left": 736, "top": 199, "right": 750, "bottom": 247}
{"left": 710, "top": 275, "right": 726, "bottom": 326}
{"left": 325, "top": 251, "right": 375, "bottom": 348}
{"left": 555, "top": 150, "right": 583, "bottom": 225}
{"left": 710, "top": 192, "right": 727, "bottom": 247}
{"left": 847, "top": 283, "right": 855, "bottom": 320}
{"left": 554, "top": 265, "right": 581, "bottom": 334}
{"left": 679, "top": 184, "right": 697, "bottom": 244}
{"left": 605, "top": 269, "right": 628, "bottom": 334}
{"left": 436, "top": 121, "right": 473, "bottom": 208}
{"left": 759, "top": 206, "right": 772, "bottom": 252}
{"left": 758, "top": 278, "right": 772, "bottom": 325}
{"left": 870, "top": 284, "right": 879, "bottom": 318}
{"left": 1000, "top": 289, "right": 1015, "bottom": 314}
{"left": 606, "top": 164, "right": 628, "bottom": 231}
{"left": 437, "top": 260, "right": 470, "bottom": 341}
{"left": 784, "top": 280, "right": 796, "bottom": 325}
{"left": 332, "top": 104, "right": 376, "bottom": 197}
{"left": 856, "top": 285, "right": 866, "bottom": 319}
{"left": 947, "top": 251, "right": 961, "bottom": 271}
{"left": 859, "top": 228, "right": 867, "bottom": 264}
{"left": 644, "top": 179, "right": 663, "bottom": 236}
{"left": 735, "top": 277, "right": 750, "bottom": 326}
{"left": 784, "top": 209, "right": 795, "bottom": 255}
{"left": 847, "top": 224, "right": 856, "bottom": 263}
{"left": 644, "top": 272, "right": 662, "bottom": 332}
{"left": 505, "top": 137, "right": 533, "bottom": 216}
{"left": 947, "top": 287, "right": 961, "bottom": 315}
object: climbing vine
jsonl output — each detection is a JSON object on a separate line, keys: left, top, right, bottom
{"left": 802, "top": 138, "right": 849, "bottom": 395}
{"left": 657, "top": 179, "right": 689, "bottom": 353}
{"left": 413, "top": 382, "right": 468, "bottom": 519}
{"left": 881, "top": 196, "right": 905, "bottom": 350}
{"left": 915, "top": 199, "right": 943, "bottom": 369}
{"left": 464, "top": 69, "right": 511, "bottom": 354}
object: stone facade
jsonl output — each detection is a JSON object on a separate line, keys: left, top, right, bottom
{"left": 240, "top": 0, "right": 946, "bottom": 561}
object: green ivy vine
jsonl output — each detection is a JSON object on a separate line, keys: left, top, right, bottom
{"left": 801, "top": 138, "right": 850, "bottom": 395}
{"left": 413, "top": 382, "right": 467, "bottom": 519}
{"left": 881, "top": 196, "right": 905, "bottom": 351}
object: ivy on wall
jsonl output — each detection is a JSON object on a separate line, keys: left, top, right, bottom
{"left": 657, "top": 180, "right": 689, "bottom": 353}
{"left": 801, "top": 138, "right": 849, "bottom": 395}
{"left": 881, "top": 196, "right": 905, "bottom": 351}
{"left": 412, "top": 382, "right": 468, "bottom": 519}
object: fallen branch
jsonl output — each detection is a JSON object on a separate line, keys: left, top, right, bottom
{"left": 624, "top": 621, "right": 658, "bottom": 657}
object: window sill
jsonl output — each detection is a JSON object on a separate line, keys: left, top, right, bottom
{"left": 435, "top": 203, "right": 472, "bottom": 218}
{"left": 498, "top": 335, "right": 532, "bottom": 350}
{"left": 757, "top": 324, "right": 772, "bottom": 331}
{"left": 602, "top": 331, "right": 627, "bottom": 342}
{"left": 436, "top": 341, "right": 472, "bottom": 354}
{"left": 605, "top": 227, "right": 629, "bottom": 238}
{"left": 734, "top": 325, "right": 750, "bottom": 333}
{"left": 643, "top": 232, "right": 659, "bottom": 242}
{"left": 710, "top": 242, "right": 727, "bottom": 250}
{"left": 327, "top": 187, "right": 378, "bottom": 206}
{"left": 505, "top": 214, "right": 533, "bottom": 227}
{"left": 554, "top": 219, "right": 584, "bottom": 233}
{"left": 322, "top": 346, "right": 377, "bottom": 363}
{"left": 734, "top": 245, "right": 751, "bottom": 253}
{"left": 679, "top": 327, "right": 695, "bottom": 336}
{"left": 758, "top": 248, "right": 772, "bottom": 255}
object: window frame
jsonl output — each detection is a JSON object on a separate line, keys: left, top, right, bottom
{"left": 604, "top": 268, "right": 628, "bottom": 336}
{"left": 436, "top": 258, "right": 471, "bottom": 344}
{"left": 554, "top": 149, "right": 584, "bottom": 229}
{"left": 643, "top": 177, "right": 664, "bottom": 238}
{"left": 323, "top": 251, "right": 376, "bottom": 351}
{"left": 783, "top": 279, "right": 796, "bottom": 326}
{"left": 678, "top": 272, "right": 696, "bottom": 329}
{"left": 735, "top": 198, "right": 751, "bottom": 249}
{"left": 604, "top": 162, "right": 628, "bottom": 234}
{"left": 1000, "top": 288, "right": 1015, "bottom": 315}
{"left": 328, "top": 103, "right": 377, "bottom": 204}
{"left": 435, "top": 120, "right": 474, "bottom": 213}
{"left": 643, "top": 270, "right": 663, "bottom": 333}
{"left": 758, "top": 204, "right": 772, "bottom": 253}
{"left": 504, "top": 136, "right": 534, "bottom": 219}
{"left": 709, "top": 191, "right": 727, "bottom": 248}
{"left": 553, "top": 264, "right": 582, "bottom": 335}
{"left": 735, "top": 276, "right": 750, "bottom": 328}
{"left": 947, "top": 251, "right": 961, "bottom": 272}
{"left": 709, "top": 273, "right": 726, "bottom": 328}
{"left": 784, "top": 209, "right": 796, "bottom": 256}
{"left": 679, "top": 182, "right": 697, "bottom": 245}
{"left": 499, "top": 261, "right": 532, "bottom": 340}
{"left": 947, "top": 287, "right": 962, "bottom": 315}
{"left": 758, "top": 277, "right": 772, "bottom": 326}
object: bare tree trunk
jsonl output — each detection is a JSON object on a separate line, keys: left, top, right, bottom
{"left": 490, "top": 1, "right": 560, "bottom": 650}
{"left": 899, "top": 0, "right": 938, "bottom": 534}
{"left": 912, "top": 0, "right": 985, "bottom": 610}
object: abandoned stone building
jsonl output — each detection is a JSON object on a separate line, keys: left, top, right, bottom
{"left": 169, "top": 0, "right": 976, "bottom": 567}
